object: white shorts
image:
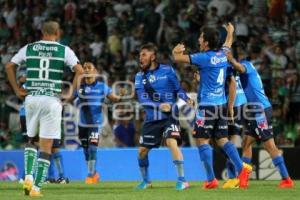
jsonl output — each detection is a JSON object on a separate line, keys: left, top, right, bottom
{"left": 25, "top": 96, "right": 62, "bottom": 139}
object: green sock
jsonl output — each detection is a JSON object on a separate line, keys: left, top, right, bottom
{"left": 34, "top": 152, "right": 51, "bottom": 189}
{"left": 24, "top": 147, "right": 37, "bottom": 177}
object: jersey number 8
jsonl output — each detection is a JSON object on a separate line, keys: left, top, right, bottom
{"left": 39, "top": 58, "right": 50, "bottom": 80}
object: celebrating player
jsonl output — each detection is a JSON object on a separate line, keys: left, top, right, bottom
{"left": 172, "top": 23, "right": 252, "bottom": 189}
{"left": 226, "top": 40, "right": 294, "bottom": 188}
{"left": 135, "top": 43, "right": 193, "bottom": 190}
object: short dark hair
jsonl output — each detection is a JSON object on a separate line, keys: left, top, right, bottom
{"left": 200, "top": 27, "right": 220, "bottom": 49}
{"left": 140, "top": 43, "right": 158, "bottom": 55}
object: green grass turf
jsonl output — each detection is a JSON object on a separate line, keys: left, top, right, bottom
{"left": 0, "top": 181, "right": 299, "bottom": 200}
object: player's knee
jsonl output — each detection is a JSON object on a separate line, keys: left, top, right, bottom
{"left": 26, "top": 137, "right": 38, "bottom": 148}
{"left": 138, "top": 147, "right": 149, "bottom": 158}
{"left": 80, "top": 138, "right": 89, "bottom": 149}
{"left": 216, "top": 137, "right": 228, "bottom": 147}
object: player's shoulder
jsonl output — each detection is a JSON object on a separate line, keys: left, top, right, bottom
{"left": 159, "top": 63, "right": 174, "bottom": 72}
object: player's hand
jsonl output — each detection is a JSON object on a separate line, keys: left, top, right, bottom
{"left": 224, "top": 22, "right": 234, "bottom": 33}
{"left": 16, "top": 87, "right": 27, "bottom": 100}
{"left": 159, "top": 103, "right": 171, "bottom": 112}
{"left": 187, "top": 99, "right": 195, "bottom": 108}
{"left": 225, "top": 51, "right": 235, "bottom": 63}
{"left": 172, "top": 44, "right": 185, "bottom": 55}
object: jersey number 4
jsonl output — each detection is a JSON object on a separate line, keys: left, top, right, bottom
{"left": 217, "top": 68, "right": 224, "bottom": 84}
{"left": 39, "top": 58, "right": 50, "bottom": 80}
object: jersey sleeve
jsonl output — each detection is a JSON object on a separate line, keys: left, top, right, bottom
{"left": 103, "top": 83, "right": 113, "bottom": 96}
{"left": 168, "top": 67, "right": 189, "bottom": 102}
{"left": 189, "top": 52, "right": 205, "bottom": 69}
{"left": 134, "top": 73, "right": 143, "bottom": 89}
{"left": 11, "top": 45, "right": 27, "bottom": 65}
{"left": 64, "top": 46, "right": 80, "bottom": 71}
{"left": 242, "top": 61, "right": 255, "bottom": 74}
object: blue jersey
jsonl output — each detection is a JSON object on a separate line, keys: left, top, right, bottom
{"left": 75, "top": 80, "right": 112, "bottom": 126}
{"left": 226, "top": 67, "right": 247, "bottom": 107}
{"left": 190, "top": 49, "right": 229, "bottom": 106}
{"left": 239, "top": 60, "right": 271, "bottom": 109}
{"left": 135, "top": 64, "right": 189, "bottom": 122}
{"left": 19, "top": 83, "right": 26, "bottom": 116}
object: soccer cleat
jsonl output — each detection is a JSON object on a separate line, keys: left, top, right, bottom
{"left": 176, "top": 181, "right": 190, "bottom": 190}
{"left": 136, "top": 181, "right": 152, "bottom": 190}
{"left": 23, "top": 179, "right": 33, "bottom": 196}
{"left": 238, "top": 163, "right": 253, "bottom": 189}
{"left": 222, "top": 178, "right": 239, "bottom": 189}
{"left": 279, "top": 177, "right": 294, "bottom": 188}
{"left": 29, "top": 189, "right": 43, "bottom": 197}
{"left": 44, "top": 178, "right": 56, "bottom": 184}
{"left": 85, "top": 172, "right": 100, "bottom": 184}
{"left": 203, "top": 178, "right": 218, "bottom": 189}
{"left": 56, "top": 177, "right": 70, "bottom": 184}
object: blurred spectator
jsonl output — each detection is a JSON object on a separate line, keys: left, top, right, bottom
{"left": 207, "top": 0, "right": 235, "bottom": 18}
{"left": 113, "top": 118, "right": 137, "bottom": 148}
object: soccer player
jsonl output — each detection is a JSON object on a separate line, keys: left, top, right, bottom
{"left": 226, "top": 41, "right": 294, "bottom": 188}
{"left": 222, "top": 66, "right": 248, "bottom": 188}
{"left": 172, "top": 23, "right": 251, "bottom": 189}
{"left": 135, "top": 43, "right": 192, "bottom": 191}
{"left": 5, "top": 21, "right": 84, "bottom": 197}
{"left": 74, "top": 62, "right": 125, "bottom": 184}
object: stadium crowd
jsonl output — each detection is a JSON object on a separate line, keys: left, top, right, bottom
{"left": 0, "top": 0, "right": 300, "bottom": 149}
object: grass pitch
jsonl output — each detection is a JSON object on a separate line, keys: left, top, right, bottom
{"left": 0, "top": 181, "right": 299, "bottom": 200}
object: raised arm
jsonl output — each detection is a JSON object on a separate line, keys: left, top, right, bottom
{"left": 223, "top": 22, "right": 234, "bottom": 49}
{"left": 226, "top": 51, "right": 246, "bottom": 73}
{"left": 172, "top": 44, "right": 191, "bottom": 63}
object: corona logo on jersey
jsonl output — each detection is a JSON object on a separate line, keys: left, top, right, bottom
{"left": 32, "top": 44, "right": 58, "bottom": 51}
{"left": 210, "top": 56, "right": 227, "bottom": 65}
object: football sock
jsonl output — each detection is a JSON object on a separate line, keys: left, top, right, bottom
{"left": 198, "top": 144, "right": 215, "bottom": 181}
{"left": 272, "top": 156, "right": 289, "bottom": 179}
{"left": 222, "top": 141, "right": 243, "bottom": 173}
{"left": 173, "top": 160, "right": 186, "bottom": 182}
{"left": 87, "top": 144, "right": 97, "bottom": 177}
{"left": 48, "top": 157, "right": 55, "bottom": 180}
{"left": 34, "top": 152, "right": 51, "bottom": 190}
{"left": 53, "top": 151, "right": 65, "bottom": 178}
{"left": 24, "top": 144, "right": 37, "bottom": 181}
{"left": 226, "top": 159, "right": 236, "bottom": 179}
{"left": 138, "top": 155, "right": 150, "bottom": 183}
{"left": 242, "top": 157, "right": 252, "bottom": 164}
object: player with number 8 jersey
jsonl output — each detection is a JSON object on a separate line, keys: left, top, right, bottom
{"left": 5, "top": 21, "right": 84, "bottom": 197}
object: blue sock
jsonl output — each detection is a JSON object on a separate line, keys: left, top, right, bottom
{"left": 242, "top": 157, "right": 252, "bottom": 164}
{"left": 226, "top": 159, "right": 236, "bottom": 179}
{"left": 52, "top": 152, "right": 65, "bottom": 178}
{"left": 222, "top": 142, "right": 243, "bottom": 173}
{"left": 173, "top": 160, "right": 186, "bottom": 182}
{"left": 48, "top": 156, "right": 55, "bottom": 179}
{"left": 272, "top": 156, "right": 289, "bottom": 179}
{"left": 87, "top": 144, "right": 97, "bottom": 177}
{"left": 198, "top": 144, "right": 215, "bottom": 181}
{"left": 138, "top": 156, "right": 150, "bottom": 183}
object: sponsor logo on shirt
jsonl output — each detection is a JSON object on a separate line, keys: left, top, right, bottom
{"left": 210, "top": 56, "right": 227, "bottom": 65}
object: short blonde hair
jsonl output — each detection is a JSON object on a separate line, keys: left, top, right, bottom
{"left": 42, "top": 21, "right": 60, "bottom": 35}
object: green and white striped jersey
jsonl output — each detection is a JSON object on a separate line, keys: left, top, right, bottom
{"left": 11, "top": 40, "right": 79, "bottom": 96}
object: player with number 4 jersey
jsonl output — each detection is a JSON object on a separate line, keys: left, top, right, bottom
{"left": 173, "top": 23, "right": 252, "bottom": 189}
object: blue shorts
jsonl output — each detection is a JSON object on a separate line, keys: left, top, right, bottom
{"left": 78, "top": 126, "right": 102, "bottom": 148}
{"left": 140, "top": 116, "right": 181, "bottom": 149}
{"left": 228, "top": 105, "right": 245, "bottom": 136}
{"left": 193, "top": 104, "right": 228, "bottom": 139}
{"left": 244, "top": 107, "right": 273, "bottom": 141}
